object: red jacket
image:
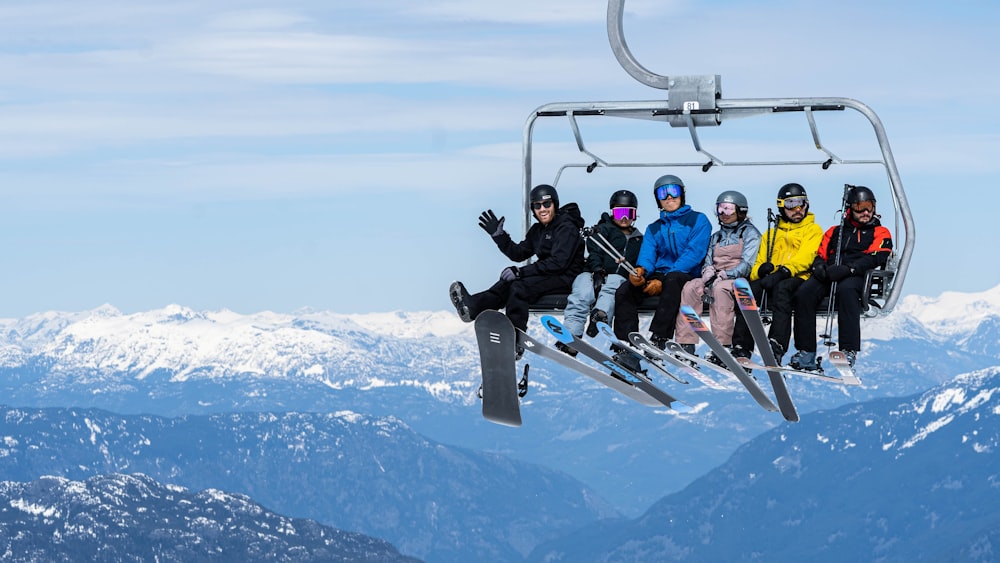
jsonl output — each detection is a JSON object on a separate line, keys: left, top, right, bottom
{"left": 815, "top": 215, "right": 893, "bottom": 273}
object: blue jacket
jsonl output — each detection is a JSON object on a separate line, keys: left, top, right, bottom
{"left": 636, "top": 205, "right": 711, "bottom": 277}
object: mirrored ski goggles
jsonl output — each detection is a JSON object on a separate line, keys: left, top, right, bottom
{"left": 611, "top": 206, "right": 637, "bottom": 221}
{"left": 778, "top": 196, "right": 807, "bottom": 209}
{"left": 531, "top": 200, "right": 554, "bottom": 210}
{"left": 851, "top": 201, "right": 875, "bottom": 213}
{"left": 716, "top": 203, "right": 736, "bottom": 216}
{"left": 655, "top": 183, "right": 683, "bottom": 200}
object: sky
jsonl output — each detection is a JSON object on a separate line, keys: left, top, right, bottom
{"left": 1, "top": 0, "right": 998, "bottom": 318}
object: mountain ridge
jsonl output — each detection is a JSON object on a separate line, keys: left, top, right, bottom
{"left": 528, "top": 366, "right": 1000, "bottom": 562}
{"left": 0, "top": 473, "right": 420, "bottom": 562}
{"left": 0, "top": 284, "right": 997, "bottom": 515}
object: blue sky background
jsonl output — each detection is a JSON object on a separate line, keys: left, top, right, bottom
{"left": 0, "top": 0, "right": 997, "bottom": 317}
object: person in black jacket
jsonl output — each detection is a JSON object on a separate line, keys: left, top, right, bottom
{"left": 557, "top": 190, "right": 643, "bottom": 356}
{"left": 789, "top": 185, "right": 893, "bottom": 370}
{"left": 449, "top": 184, "right": 585, "bottom": 337}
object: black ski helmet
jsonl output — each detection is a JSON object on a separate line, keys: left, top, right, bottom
{"left": 776, "top": 182, "right": 809, "bottom": 219}
{"left": 653, "top": 174, "right": 685, "bottom": 206}
{"left": 846, "top": 185, "right": 877, "bottom": 223}
{"left": 847, "top": 185, "right": 876, "bottom": 205}
{"left": 609, "top": 189, "right": 638, "bottom": 209}
{"left": 716, "top": 190, "right": 749, "bottom": 221}
{"left": 529, "top": 184, "right": 559, "bottom": 210}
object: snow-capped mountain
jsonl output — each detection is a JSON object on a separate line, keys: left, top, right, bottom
{"left": 0, "top": 284, "right": 997, "bottom": 516}
{"left": 1, "top": 305, "right": 475, "bottom": 393}
{"left": 0, "top": 473, "right": 419, "bottom": 562}
{"left": 528, "top": 366, "right": 1000, "bottom": 562}
{"left": 1, "top": 285, "right": 996, "bottom": 393}
{"left": 0, "top": 406, "right": 615, "bottom": 563}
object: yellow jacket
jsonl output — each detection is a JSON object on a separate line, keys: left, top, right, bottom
{"left": 749, "top": 212, "right": 824, "bottom": 281}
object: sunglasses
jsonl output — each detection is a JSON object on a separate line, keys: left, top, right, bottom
{"left": 717, "top": 203, "right": 736, "bottom": 216}
{"left": 655, "top": 183, "right": 683, "bottom": 200}
{"left": 531, "top": 200, "right": 554, "bottom": 211}
{"left": 778, "top": 196, "right": 807, "bottom": 210}
{"left": 851, "top": 201, "right": 875, "bottom": 213}
{"left": 611, "top": 207, "right": 637, "bottom": 221}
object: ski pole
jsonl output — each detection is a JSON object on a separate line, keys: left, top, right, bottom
{"left": 821, "top": 185, "right": 851, "bottom": 346}
{"left": 581, "top": 228, "right": 638, "bottom": 276}
{"left": 760, "top": 208, "right": 778, "bottom": 322}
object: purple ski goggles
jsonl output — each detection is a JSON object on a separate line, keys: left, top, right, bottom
{"left": 611, "top": 207, "right": 637, "bottom": 221}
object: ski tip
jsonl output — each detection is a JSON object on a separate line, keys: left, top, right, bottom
{"left": 539, "top": 315, "right": 573, "bottom": 344}
{"left": 671, "top": 401, "right": 696, "bottom": 414}
{"left": 483, "top": 415, "right": 522, "bottom": 427}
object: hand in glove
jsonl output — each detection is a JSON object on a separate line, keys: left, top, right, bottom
{"left": 629, "top": 266, "right": 646, "bottom": 287}
{"left": 760, "top": 266, "right": 791, "bottom": 291}
{"left": 811, "top": 259, "right": 829, "bottom": 283}
{"left": 592, "top": 268, "right": 607, "bottom": 290}
{"left": 826, "top": 264, "right": 853, "bottom": 282}
{"left": 500, "top": 266, "right": 519, "bottom": 282}
{"left": 756, "top": 262, "right": 774, "bottom": 278}
{"left": 478, "top": 209, "right": 506, "bottom": 238}
{"left": 701, "top": 265, "right": 716, "bottom": 284}
{"left": 643, "top": 278, "right": 663, "bottom": 296}
{"left": 716, "top": 269, "right": 729, "bottom": 280}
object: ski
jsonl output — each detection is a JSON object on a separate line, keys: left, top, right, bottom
{"left": 592, "top": 322, "right": 688, "bottom": 385}
{"left": 474, "top": 310, "right": 522, "bottom": 427}
{"left": 734, "top": 356, "right": 853, "bottom": 385}
{"left": 678, "top": 304, "right": 779, "bottom": 412}
{"left": 625, "top": 331, "right": 728, "bottom": 391}
{"left": 540, "top": 315, "right": 693, "bottom": 413}
{"left": 828, "top": 351, "right": 862, "bottom": 386}
{"left": 660, "top": 338, "right": 745, "bottom": 381}
{"left": 732, "top": 278, "right": 799, "bottom": 421}
{"left": 516, "top": 329, "right": 661, "bottom": 407}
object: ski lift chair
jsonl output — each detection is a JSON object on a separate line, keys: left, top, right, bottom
{"left": 522, "top": 0, "right": 913, "bottom": 321}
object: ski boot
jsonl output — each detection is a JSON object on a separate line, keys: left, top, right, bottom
{"left": 842, "top": 350, "right": 858, "bottom": 368}
{"left": 768, "top": 338, "right": 786, "bottom": 366}
{"left": 673, "top": 342, "right": 698, "bottom": 370}
{"left": 789, "top": 350, "right": 819, "bottom": 371}
{"left": 650, "top": 335, "right": 672, "bottom": 351}
{"left": 555, "top": 341, "right": 578, "bottom": 358}
{"left": 586, "top": 309, "right": 608, "bottom": 338}
{"left": 449, "top": 281, "right": 473, "bottom": 323}
{"left": 704, "top": 346, "right": 731, "bottom": 369}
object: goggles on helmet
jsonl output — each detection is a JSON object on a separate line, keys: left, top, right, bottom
{"left": 851, "top": 201, "right": 875, "bottom": 213}
{"left": 531, "top": 200, "right": 554, "bottom": 211}
{"left": 778, "top": 196, "right": 808, "bottom": 210}
{"left": 611, "top": 207, "right": 637, "bottom": 221}
{"left": 716, "top": 203, "right": 736, "bottom": 216}
{"left": 655, "top": 184, "right": 683, "bottom": 200}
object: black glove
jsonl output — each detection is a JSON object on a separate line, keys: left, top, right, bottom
{"left": 592, "top": 268, "right": 607, "bottom": 290}
{"left": 478, "top": 209, "right": 506, "bottom": 238}
{"left": 756, "top": 262, "right": 775, "bottom": 278}
{"left": 760, "top": 266, "right": 791, "bottom": 291}
{"left": 827, "top": 264, "right": 853, "bottom": 282}
{"left": 500, "top": 266, "right": 519, "bottom": 282}
{"left": 811, "top": 257, "right": 828, "bottom": 283}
